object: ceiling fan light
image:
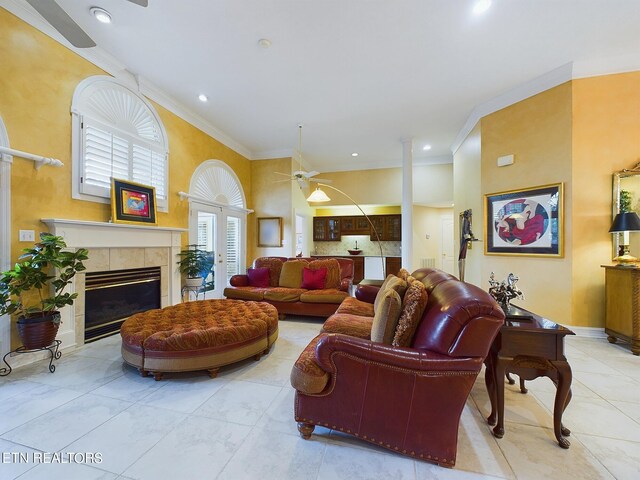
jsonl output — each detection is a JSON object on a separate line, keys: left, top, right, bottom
{"left": 90, "top": 7, "right": 112, "bottom": 24}
{"left": 307, "top": 187, "right": 331, "bottom": 203}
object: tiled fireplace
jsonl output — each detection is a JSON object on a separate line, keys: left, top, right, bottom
{"left": 41, "top": 219, "right": 185, "bottom": 349}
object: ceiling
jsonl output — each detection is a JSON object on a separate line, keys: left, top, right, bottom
{"left": 6, "top": 0, "right": 640, "bottom": 172}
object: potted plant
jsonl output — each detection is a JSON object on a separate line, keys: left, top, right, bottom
{"left": 0, "top": 233, "right": 89, "bottom": 350}
{"left": 177, "top": 245, "right": 214, "bottom": 288}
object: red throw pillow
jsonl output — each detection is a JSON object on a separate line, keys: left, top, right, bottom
{"left": 247, "top": 267, "right": 270, "bottom": 287}
{"left": 301, "top": 267, "right": 327, "bottom": 290}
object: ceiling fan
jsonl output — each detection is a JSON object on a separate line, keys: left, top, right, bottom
{"left": 274, "top": 124, "right": 332, "bottom": 190}
{"left": 25, "top": 0, "right": 148, "bottom": 48}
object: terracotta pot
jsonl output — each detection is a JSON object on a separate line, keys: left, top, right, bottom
{"left": 17, "top": 312, "right": 61, "bottom": 350}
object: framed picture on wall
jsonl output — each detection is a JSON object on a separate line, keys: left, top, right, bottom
{"left": 111, "top": 179, "right": 157, "bottom": 225}
{"left": 257, "top": 217, "right": 282, "bottom": 247}
{"left": 484, "top": 183, "right": 563, "bottom": 257}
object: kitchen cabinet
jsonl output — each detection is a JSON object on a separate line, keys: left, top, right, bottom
{"left": 313, "top": 217, "right": 341, "bottom": 241}
{"left": 370, "top": 215, "right": 402, "bottom": 241}
{"left": 385, "top": 257, "right": 402, "bottom": 277}
{"left": 341, "top": 216, "right": 370, "bottom": 235}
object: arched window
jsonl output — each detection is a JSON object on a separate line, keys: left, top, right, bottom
{"left": 71, "top": 76, "right": 169, "bottom": 211}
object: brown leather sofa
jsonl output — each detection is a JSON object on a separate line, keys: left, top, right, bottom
{"left": 224, "top": 256, "right": 354, "bottom": 318}
{"left": 290, "top": 267, "right": 505, "bottom": 467}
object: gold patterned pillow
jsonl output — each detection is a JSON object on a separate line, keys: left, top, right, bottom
{"left": 370, "top": 288, "right": 403, "bottom": 344}
{"left": 308, "top": 259, "right": 341, "bottom": 289}
{"left": 392, "top": 280, "right": 428, "bottom": 347}
{"left": 254, "top": 257, "right": 285, "bottom": 287}
{"left": 397, "top": 268, "right": 411, "bottom": 281}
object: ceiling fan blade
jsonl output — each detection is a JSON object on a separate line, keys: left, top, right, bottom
{"left": 126, "top": 0, "right": 149, "bottom": 6}
{"left": 309, "top": 178, "right": 333, "bottom": 184}
{"left": 273, "top": 172, "right": 292, "bottom": 177}
{"left": 304, "top": 170, "right": 320, "bottom": 178}
{"left": 272, "top": 179, "right": 292, "bottom": 184}
{"left": 26, "top": 0, "right": 96, "bottom": 48}
{"left": 296, "top": 177, "right": 308, "bottom": 189}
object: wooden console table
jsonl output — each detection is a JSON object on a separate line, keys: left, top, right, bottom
{"left": 484, "top": 305, "right": 575, "bottom": 448}
{"left": 602, "top": 265, "right": 640, "bottom": 355}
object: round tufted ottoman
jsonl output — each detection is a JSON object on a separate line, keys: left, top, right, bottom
{"left": 120, "top": 299, "right": 278, "bottom": 380}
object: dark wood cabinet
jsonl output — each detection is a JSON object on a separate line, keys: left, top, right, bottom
{"left": 385, "top": 257, "right": 402, "bottom": 277}
{"left": 341, "top": 216, "right": 370, "bottom": 235}
{"left": 313, "top": 214, "right": 401, "bottom": 241}
{"left": 370, "top": 215, "right": 402, "bottom": 241}
{"left": 313, "top": 217, "right": 341, "bottom": 241}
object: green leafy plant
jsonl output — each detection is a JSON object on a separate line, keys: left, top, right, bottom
{"left": 620, "top": 190, "right": 632, "bottom": 213}
{"left": 177, "top": 245, "right": 214, "bottom": 279}
{"left": 0, "top": 233, "right": 88, "bottom": 319}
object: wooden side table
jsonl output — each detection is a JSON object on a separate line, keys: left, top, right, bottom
{"left": 484, "top": 305, "right": 575, "bottom": 448}
{"left": 602, "top": 265, "right": 640, "bottom": 355}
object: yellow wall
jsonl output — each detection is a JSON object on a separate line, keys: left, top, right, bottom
{"left": 250, "top": 158, "right": 294, "bottom": 258}
{"left": 315, "top": 205, "right": 402, "bottom": 216}
{"left": 572, "top": 71, "right": 640, "bottom": 327}
{"left": 453, "top": 123, "right": 482, "bottom": 285}
{"left": 479, "top": 82, "right": 573, "bottom": 323}
{"left": 313, "top": 164, "right": 453, "bottom": 207}
{"left": 412, "top": 206, "right": 454, "bottom": 271}
{"left": 0, "top": 8, "right": 252, "bottom": 265}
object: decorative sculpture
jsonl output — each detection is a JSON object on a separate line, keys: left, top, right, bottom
{"left": 488, "top": 272, "right": 524, "bottom": 311}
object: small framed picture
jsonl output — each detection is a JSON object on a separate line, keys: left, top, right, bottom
{"left": 257, "top": 217, "right": 282, "bottom": 247}
{"left": 111, "top": 179, "right": 157, "bottom": 225}
{"left": 484, "top": 183, "right": 563, "bottom": 257}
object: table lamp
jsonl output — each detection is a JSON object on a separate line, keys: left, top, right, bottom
{"left": 609, "top": 211, "right": 640, "bottom": 264}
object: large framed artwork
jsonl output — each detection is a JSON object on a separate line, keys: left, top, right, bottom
{"left": 257, "top": 217, "right": 282, "bottom": 247}
{"left": 111, "top": 179, "right": 157, "bottom": 225}
{"left": 484, "top": 183, "right": 563, "bottom": 257}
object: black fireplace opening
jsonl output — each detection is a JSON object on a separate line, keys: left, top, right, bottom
{"left": 85, "top": 267, "right": 161, "bottom": 343}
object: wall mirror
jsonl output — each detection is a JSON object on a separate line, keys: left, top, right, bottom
{"left": 612, "top": 162, "right": 640, "bottom": 259}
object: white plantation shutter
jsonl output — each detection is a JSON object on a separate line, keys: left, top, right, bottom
{"left": 82, "top": 123, "right": 129, "bottom": 196}
{"left": 226, "top": 216, "right": 240, "bottom": 282}
{"left": 73, "top": 77, "right": 169, "bottom": 211}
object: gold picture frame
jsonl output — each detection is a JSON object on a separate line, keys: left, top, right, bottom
{"left": 257, "top": 217, "right": 282, "bottom": 247}
{"left": 111, "top": 178, "right": 158, "bottom": 226}
{"left": 484, "top": 183, "right": 563, "bottom": 257}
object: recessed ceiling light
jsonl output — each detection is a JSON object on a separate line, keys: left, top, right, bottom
{"left": 351, "top": 152, "right": 359, "bottom": 157}
{"left": 90, "top": 7, "right": 112, "bottom": 24}
{"left": 423, "top": 144, "right": 432, "bottom": 151}
{"left": 258, "top": 38, "right": 272, "bottom": 48}
{"left": 473, "top": 0, "right": 492, "bottom": 15}
{"left": 198, "top": 94, "right": 208, "bottom": 102}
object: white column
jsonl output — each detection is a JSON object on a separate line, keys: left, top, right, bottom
{"left": 401, "top": 138, "right": 413, "bottom": 271}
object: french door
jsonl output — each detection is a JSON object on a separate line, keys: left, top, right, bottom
{"left": 189, "top": 202, "right": 245, "bottom": 298}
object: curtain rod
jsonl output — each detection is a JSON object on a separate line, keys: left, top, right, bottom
{"left": 0, "top": 146, "right": 64, "bottom": 169}
{"left": 178, "top": 191, "right": 254, "bottom": 214}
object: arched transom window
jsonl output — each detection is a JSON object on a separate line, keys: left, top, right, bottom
{"left": 71, "top": 76, "right": 169, "bottom": 211}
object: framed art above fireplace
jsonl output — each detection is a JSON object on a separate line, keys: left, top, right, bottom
{"left": 111, "top": 179, "right": 157, "bottom": 225}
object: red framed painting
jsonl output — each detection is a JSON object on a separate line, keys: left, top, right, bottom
{"left": 111, "top": 179, "right": 157, "bottom": 225}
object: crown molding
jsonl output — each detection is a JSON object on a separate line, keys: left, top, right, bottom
{"left": 451, "top": 55, "right": 640, "bottom": 155}
{"left": 253, "top": 149, "right": 294, "bottom": 160}
{"left": 1, "top": 0, "right": 254, "bottom": 160}
{"left": 450, "top": 63, "right": 573, "bottom": 155}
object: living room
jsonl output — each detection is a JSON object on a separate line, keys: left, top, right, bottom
{"left": 1, "top": 1, "right": 640, "bottom": 479}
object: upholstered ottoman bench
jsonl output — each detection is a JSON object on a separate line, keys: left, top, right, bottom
{"left": 120, "top": 299, "right": 278, "bottom": 380}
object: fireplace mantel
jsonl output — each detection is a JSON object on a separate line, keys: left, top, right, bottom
{"left": 38, "top": 218, "right": 186, "bottom": 351}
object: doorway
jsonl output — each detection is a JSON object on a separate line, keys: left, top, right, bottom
{"left": 440, "top": 214, "right": 455, "bottom": 275}
{"left": 190, "top": 203, "right": 244, "bottom": 299}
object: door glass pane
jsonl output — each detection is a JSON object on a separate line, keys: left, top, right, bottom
{"left": 197, "top": 212, "right": 216, "bottom": 292}
{"left": 226, "top": 216, "right": 241, "bottom": 284}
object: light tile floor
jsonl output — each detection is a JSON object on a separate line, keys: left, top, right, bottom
{"left": 1, "top": 318, "right": 639, "bottom": 480}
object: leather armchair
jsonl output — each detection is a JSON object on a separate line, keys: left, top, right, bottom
{"left": 293, "top": 268, "right": 504, "bottom": 467}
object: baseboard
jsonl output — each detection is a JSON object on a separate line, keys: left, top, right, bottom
{"left": 570, "top": 326, "right": 607, "bottom": 339}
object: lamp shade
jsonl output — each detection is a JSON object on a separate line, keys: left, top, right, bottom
{"left": 306, "top": 187, "right": 331, "bottom": 203}
{"left": 609, "top": 212, "right": 640, "bottom": 233}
